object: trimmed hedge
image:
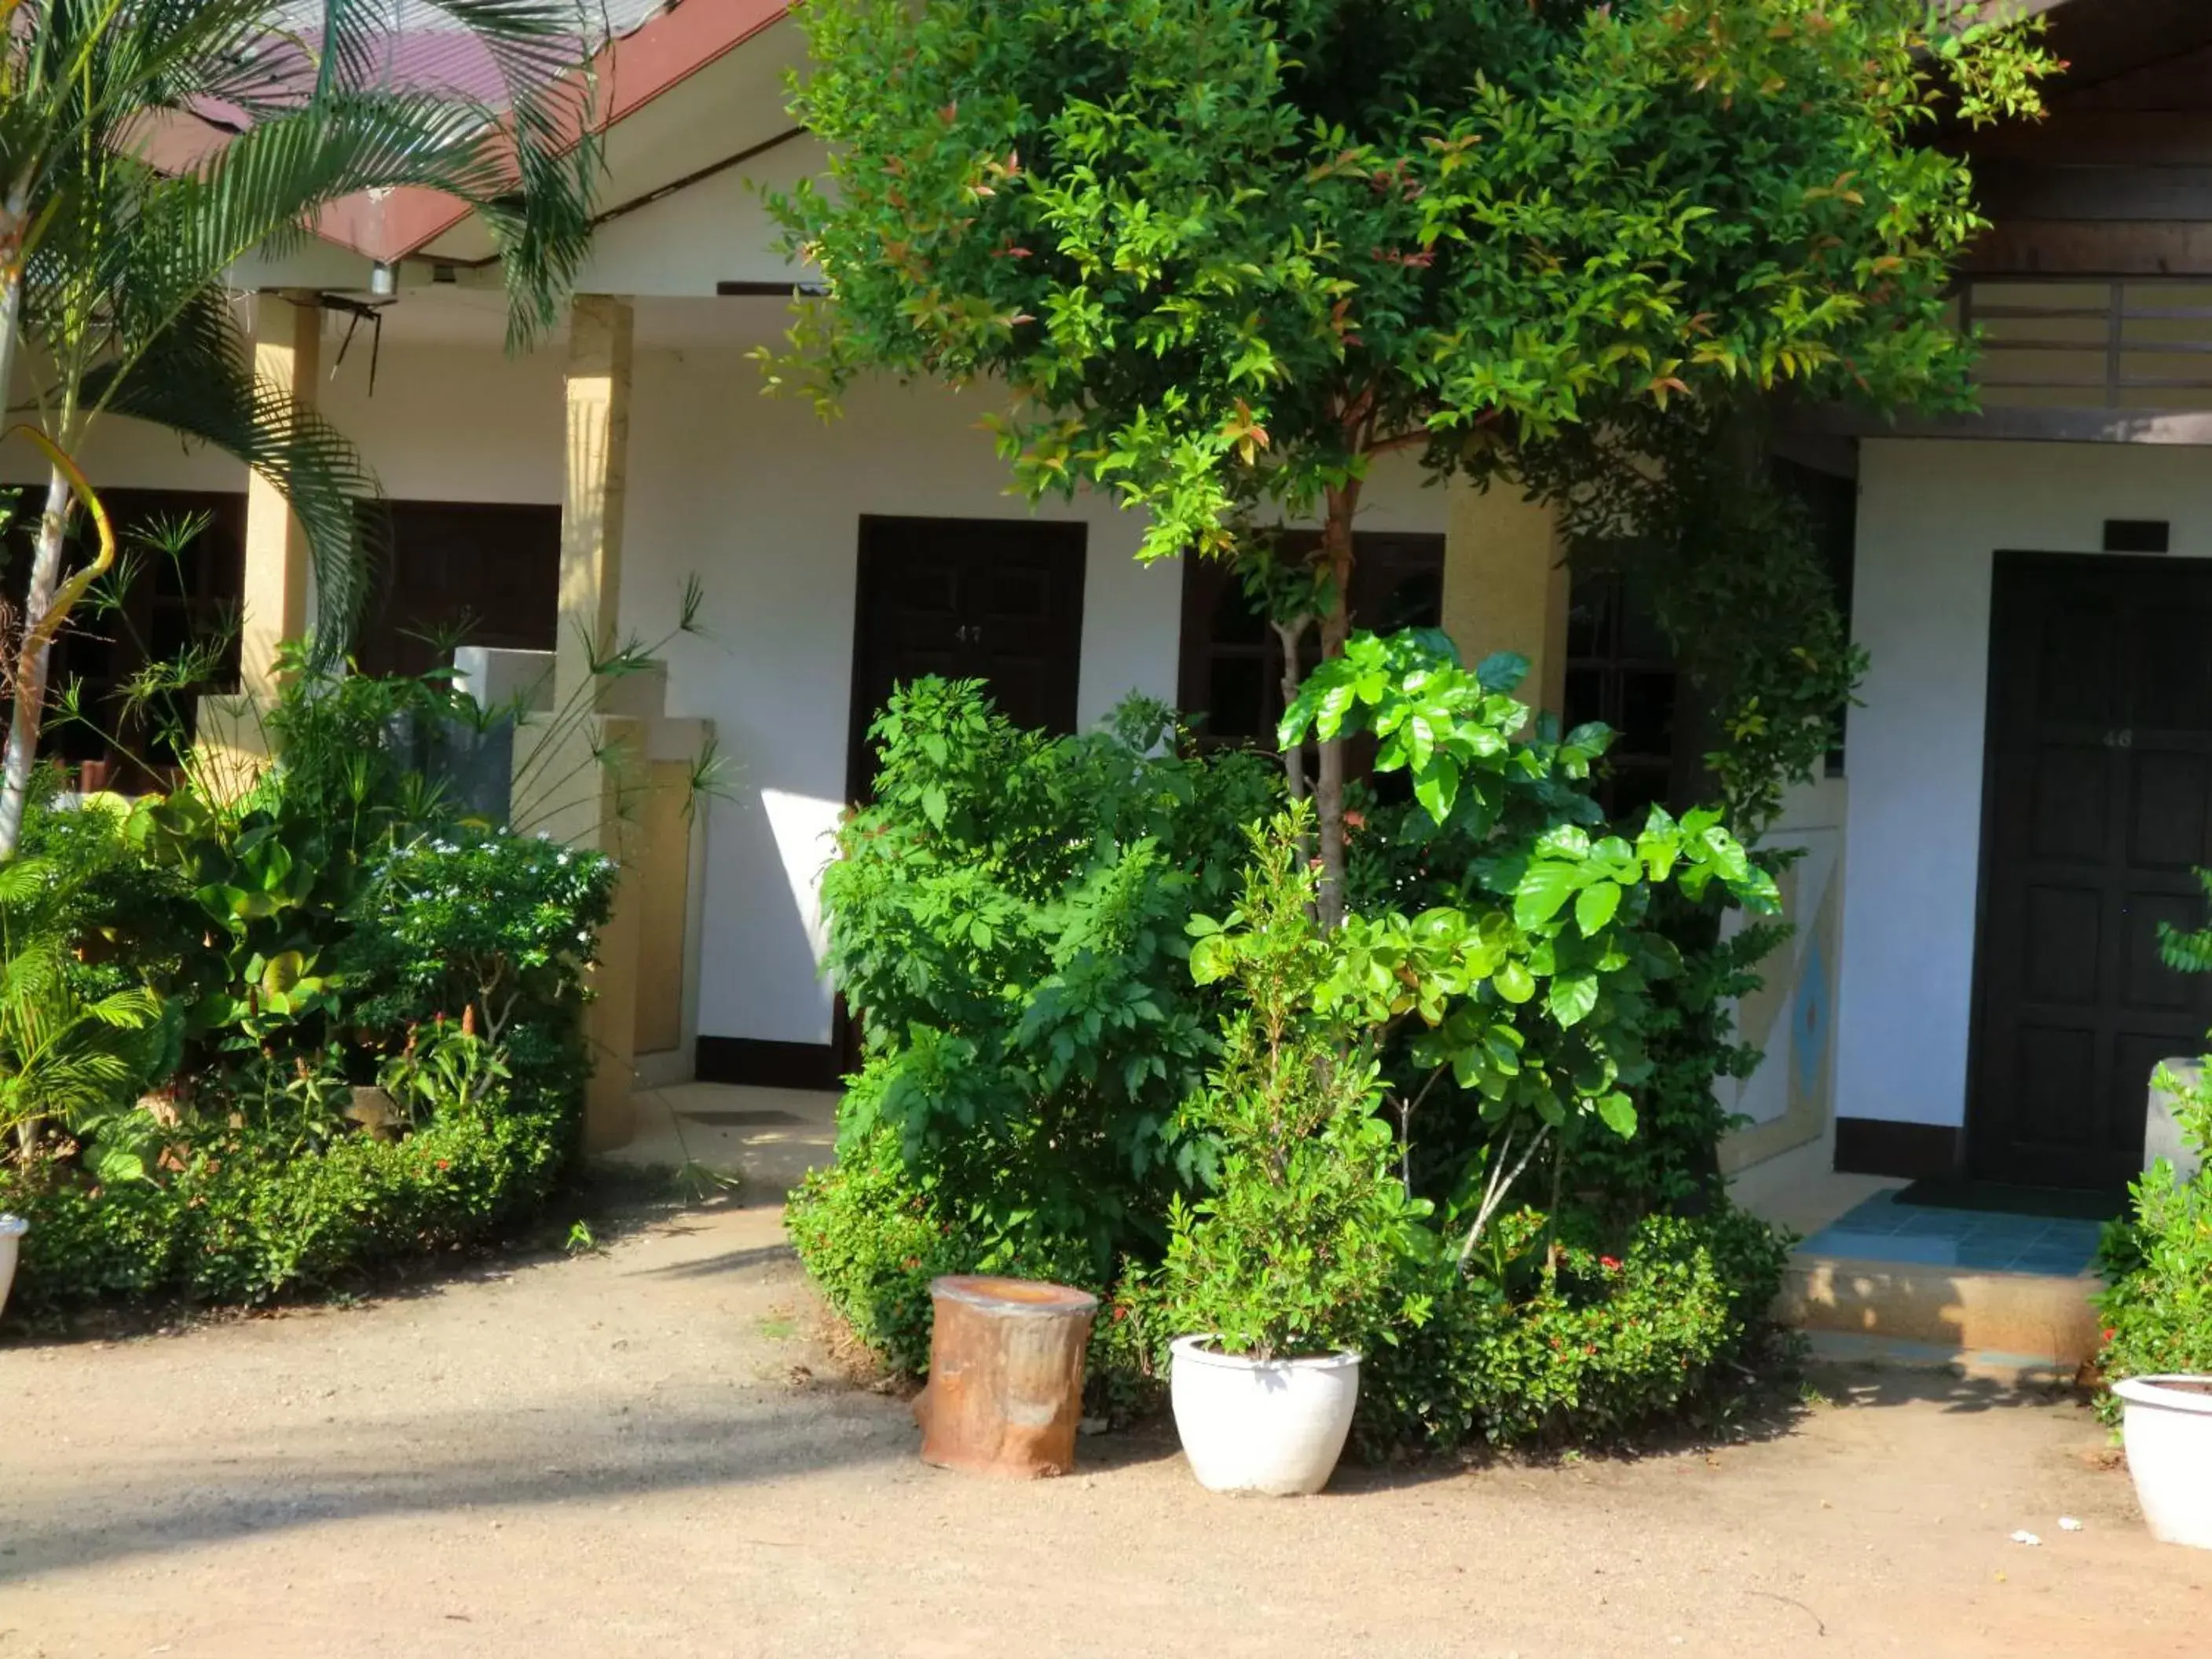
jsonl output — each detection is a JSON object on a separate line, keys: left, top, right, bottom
{"left": 2, "top": 1099, "right": 569, "bottom": 1312}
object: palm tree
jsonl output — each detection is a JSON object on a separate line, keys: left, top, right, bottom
{"left": 0, "top": 0, "right": 603, "bottom": 856}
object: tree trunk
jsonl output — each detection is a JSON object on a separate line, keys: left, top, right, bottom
{"left": 1271, "top": 615, "right": 1309, "bottom": 805}
{"left": 0, "top": 467, "right": 77, "bottom": 859}
{"left": 1313, "top": 482, "right": 1359, "bottom": 928}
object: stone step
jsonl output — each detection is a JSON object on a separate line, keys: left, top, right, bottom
{"left": 1779, "top": 1252, "right": 2104, "bottom": 1372}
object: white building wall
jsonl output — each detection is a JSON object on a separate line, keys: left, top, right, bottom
{"left": 620, "top": 354, "right": 1443, "bottom": 1047}
{"left": 1837, "top": 438, "right": 2212, "bottom": 1130}
{"left": 6, "top": 308, "right": 1446, "bottom": 1054}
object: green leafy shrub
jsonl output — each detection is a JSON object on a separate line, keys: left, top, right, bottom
{"left": 1164, "top": 810, "right": 1427, "bottom": 1360}
{"left": 1361, "top": 1204, "right": 1791, "bottom": 1451}
{"left": 2095, "top": 1061, "right": 2212, "bottom": 1415}
{"left": 786, "top": 1126, "right": 965, "bottom": 1375}
{"left": 338, "top": 826, "right": 616, "bottom": 1102}
{"left": 788, "top": 1122, "right": 1155, "bottom": 1417}
{"left": 0, "top": 661, "right": 621, "bottom": 1314}
{"left": 822, "top": 680, "right": 1276, "bottom": 1274}
{"left": 1, "top": 1086, "right": 567, "bottom": 1310}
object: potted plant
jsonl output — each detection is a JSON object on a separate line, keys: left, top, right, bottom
{"left": 1164, "top": 811, "right": 1422, "bottom": 1495}
{"left": 2099, "top": 1061, "right": 2212, "bottom": 1548}
{"left": 0, "top": 1212, "right": 23, "bottom": 1321}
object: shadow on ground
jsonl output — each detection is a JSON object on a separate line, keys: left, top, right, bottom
{"left": 1809, "top": 1359, "right": 2095, "bottom": 1417}
{"left": 0, "top": 1386, "right": 910, "bottom": 1586}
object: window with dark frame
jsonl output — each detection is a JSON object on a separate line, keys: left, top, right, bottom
{"left": 32, "top": 489, "right": 247, "bottom": 786}
{"left": 1563, "top": 568, "right": 1683, "bottom": 822}
{"left": 1176, "top": 531, "right": 1445, "bottom": 750}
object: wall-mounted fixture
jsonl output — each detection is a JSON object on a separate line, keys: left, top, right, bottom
{"left": 368, "top": 261, "right": 398, "bottom": 299}
{"left": 2104, "top": 519, "right": 2171, "bottom": 555}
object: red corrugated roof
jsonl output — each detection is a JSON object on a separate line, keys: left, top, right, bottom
{"left": 163, "top": 0, "right": 793, "bottom": 266}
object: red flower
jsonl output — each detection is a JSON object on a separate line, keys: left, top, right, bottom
{"left": 1599, "top": 1255, "right": 1623, "bottom": 1272}
{"left": 2102, "top": 1327, "right": 2117, "bottom": 1344}
{"left": 1112, "top": 1306, "right": 1129, "bottom": 1323}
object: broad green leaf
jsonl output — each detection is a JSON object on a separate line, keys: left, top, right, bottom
{"left": 1493, "top": 958, "right": 1535, "bottom": 1003}
{"left": 1512, "top": 859, "right": 1582, "bottom": 929}
{"left": 1596, "top": 1091, "right": 1639, "bottom": 1138}
{"left": 1574, "top": 880, "right": 1621, "bottom": 936}
{"left": 1547, "top": 972, "right": 1598, "bottom": 1027}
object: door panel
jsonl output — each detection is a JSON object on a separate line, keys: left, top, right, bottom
{"left": 1972, "top": 552, "right": 2212, "bottom": 1189}
{"left": 838, "top": 516, "right": 1089, "bottom": 1068}
{"left": 845, "top": 515, "right": 1088, "bottom": 800}
{"left": 353, "top": 501, "right": 561, "bottom": 679}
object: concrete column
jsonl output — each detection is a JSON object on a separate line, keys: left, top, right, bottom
{"left": 558, "top": 295, "right": 634, "bottom": 709}
{"left": 552, "top": 295, "right": 642, "bottom": 1153}
{"left": 240, "top": 294, "right": 320, "bottom": 698}
{"left": 1440, "top": 479, "right": 1570, "bottom": 721}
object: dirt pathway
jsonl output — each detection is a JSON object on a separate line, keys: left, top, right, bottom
{"left": 1, "top": 1196, "right": 2203, "bottom": 1658}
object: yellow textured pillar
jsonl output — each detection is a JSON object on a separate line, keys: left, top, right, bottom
{"left": 555, "top": 295, "right": 641, "bottom": 1153}
{"left": 240, "top": 295, "right": 320, "bottom": 697}
{"left": 1440, "top": 479, "right": 1570, "bottom": 721}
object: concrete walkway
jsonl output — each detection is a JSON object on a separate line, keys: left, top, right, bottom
{"left": 616, "top": 1081, "right": 840, "bottom": 1196}
{"left": 1, "top": 1176, "right": 2204, "bottom": 1657}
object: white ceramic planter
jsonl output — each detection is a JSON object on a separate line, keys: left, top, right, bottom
{"left": 1169, "top": 1333, "right": 1360, "bottom": 1496}
{"left": 2115, "top": 1375, "right": 2212, "bottom": 1550}
{"left": 0, "top": 1214, "right": 24, "bottom": 1324}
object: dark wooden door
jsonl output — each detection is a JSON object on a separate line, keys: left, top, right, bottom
{"left": 1972, "top": 551, "right": 2212, "bottom": 1190}
{"left": 353, "top": 501, "right": 562, "bottom": 679}
{"left": 844, "top": 515, "right": 1087, "bottom": 800}
{"left": 836, "top": 515, "right": 1086, "bottom": 1070}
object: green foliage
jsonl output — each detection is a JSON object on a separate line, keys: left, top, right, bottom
{"left": 1360, "top": 1203, "right": 1791, "bottom": 1450}
{"left": 0, "top": 860, "right": 165, "bottom": 1164}
{"left": 0, "top": 1087, "right": 569, "bottom": 1311}
{"left": 787, "top": 1122, "right": 1147, "bottom": 1412}
{"left": 1291, "top": 631, "right": 1775, "bottom": 1232}
{"left": 339, "top": 826, "right": 616, "bottom": 1103}
{"left": 1166, "top": 810, "right": 1428, "bottom": 1360}
{"left": 1522, "top": 424, "right": 1867, "bottom": 840}
{"left": 822, "top": 679, "right": 1277, "bottom": 1273}
{"left": 786, "top": 1126, "right": 971, "bottom": 1375}
{"left": 2095, "top": 1063, "right": 2212, "bottom": 1417}
{"left": 771, "top": 0, "right": 2050, "bottom": 559}
{"left": 0, "top": 661, "right": 618, "bottom": 1313}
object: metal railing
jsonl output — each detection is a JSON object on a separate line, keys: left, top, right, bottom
{"left": 1962, "top": 280, "right": 2212, "bottom": 408}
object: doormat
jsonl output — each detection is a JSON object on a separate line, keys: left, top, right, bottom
{"left": 1892, "top": 1178, "right": 2124, "bottom": 1223}
{"left": 678, "top": 1109, "right": 808, "bottom": 1128}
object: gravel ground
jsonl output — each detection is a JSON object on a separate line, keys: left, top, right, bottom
{"left": 0, "top": 1193, "right": 2203, "bottom": 1658}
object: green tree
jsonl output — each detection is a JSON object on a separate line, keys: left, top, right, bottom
{"left": 0, "top": 0, "right": 602, "bottom": 856}
{"left": 768, "top": 0, "right": 2051, "bottom": 917}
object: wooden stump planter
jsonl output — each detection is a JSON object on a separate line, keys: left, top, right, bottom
{"left": 914, "top": 1275, "right": 1098, "bottom": 1478}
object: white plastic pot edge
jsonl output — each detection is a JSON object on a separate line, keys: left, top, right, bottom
{"left": 0, "top": 1214, "right": 25, "bottom": 1238}
{"left": 2115, "top": 1375, "right": 2212, "bottom": 1415}
{"left": 1170, "top": 1333, "right": 1361, "bottom": 1370}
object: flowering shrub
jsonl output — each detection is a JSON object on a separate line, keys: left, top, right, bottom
{"left": 1357, "top": 1207, "right": 1793, "bottom": 1451}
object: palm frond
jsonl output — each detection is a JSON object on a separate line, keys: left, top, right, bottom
{"left": 79, "top": 288, "right": 388, "bottom": 657}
